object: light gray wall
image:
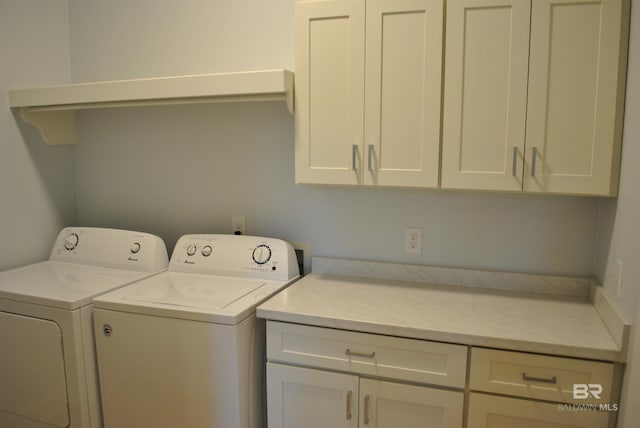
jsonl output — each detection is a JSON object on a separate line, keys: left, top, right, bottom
{"left": 593, "top": 0, "right": 640, "bottom": 323}
{"left": 591, "top": 1, "right": 640, "bottom": 426}
{"left": 68, "top": 0, "right": 600, "bottom": 276}
{"left": 69, "top": 0, "right": 294, "bottom": 82}
{"left": 0, "top": 0, "right": 76, "bottom": 271}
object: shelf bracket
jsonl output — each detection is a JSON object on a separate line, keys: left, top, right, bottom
{"left": 284, "top": 71, "right": 295, "bottom": 115}
{"left": 19, "top": 108, "right": 77, "bottom": 145}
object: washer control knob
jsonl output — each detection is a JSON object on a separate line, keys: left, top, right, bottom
{"left": 252, "top": 244, "right": 272, "bottom": 265}
{"left": 130, "top": 242, "right": 141, "bottom": 254}
{"left": 186, "top": 244, "right": 197, "bottom": 257}
{"left": 201, "top": 245, "right": 213, "bottom": 257}
{"left": 64, "top": 233, "right": 79, "bottom": 251}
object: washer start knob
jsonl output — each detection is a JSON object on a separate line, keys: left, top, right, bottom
{"left": 252, "top": 244, "right": 272, "bottom": 265}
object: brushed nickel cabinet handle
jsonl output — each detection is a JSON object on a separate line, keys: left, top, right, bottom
{"left": 346, "top": 391, "right": 352, "bottom": 420}
{"left": 531, "top": 146, "right": 538, "bottom": 177}
{"left": 368, "top": 144, "right": 374, "bottom": 171}
{"left": 522, "top": 372, "right": 557, "bottom": 384}
{"left": 512, "top": 146, "right": 518, "bottom": 176}
{"left": 364, "top": 394, "right": 370, "bottom": 425}
{"left": 345, "top": 348, "right": 376, "bottom": 359}
{"left": 352, "top": 144, "right": 358, "bottom": 171}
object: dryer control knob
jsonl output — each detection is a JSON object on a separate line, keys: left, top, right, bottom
{"left": 130, "top": 242, "right": 141, "bottom": 254}
{"left": 64, "top": 233, "right": 79, "bottom": 251}
{"left": 252, "top": 244, "right": 272, "bottom": 265}
{"left": 186, "top": 244, "right": 197, "bottom": 257}
{"left": 201, "top": 245, "right": 213, "bottom": 257}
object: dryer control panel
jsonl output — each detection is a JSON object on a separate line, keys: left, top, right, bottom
{"left": 170, "top": 234, "right": 299, "bottom": 281}
{"left": 49, "top": 227, "right": 169, "bottom": 272}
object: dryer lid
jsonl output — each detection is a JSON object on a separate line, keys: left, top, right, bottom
{"left": 0, "top": 261, "right": 155, "bottom": 310}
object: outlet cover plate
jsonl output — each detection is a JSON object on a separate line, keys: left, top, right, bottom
{"left": 404, "top": 227, "right": 422, "bottom": 254}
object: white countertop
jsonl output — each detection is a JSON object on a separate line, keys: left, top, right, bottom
{"left": 257, "top": 272, "right": 623, "bottom": 362}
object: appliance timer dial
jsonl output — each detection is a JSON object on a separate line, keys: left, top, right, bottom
{"left": 64, "top": 233, "right": 79, "bottom": 251}
{"left": 186, "top": 244, "right": 197, "bottom": 257}
{"left": 201, "top": 245, "right": 213, "bottom": 257}
{"left": 130, "top": 242, "right": 141, "bottom": 254}
{"left": 252, "top": 244, "right": 272, "bottom": 265}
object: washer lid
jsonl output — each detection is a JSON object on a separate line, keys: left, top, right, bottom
{"left": 93, "top": 271, "right": 296, "bottom": 325}
{"left": 123, "top": 275, "right": 266, "bottom": 310}
{"left": 0, "top": 261, "right": 157, "bottom": 310}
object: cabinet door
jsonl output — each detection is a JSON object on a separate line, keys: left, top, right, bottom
{"left": 468, "top": 393, "right": 611, "bottom": 428}
{"left": 359, "top": 379, "right": 463, "bottom": 428}
{"left": 294, "top": 0, "right": 365, "bottom": 185}
{"left": 267, "top": 363, "right": 359, "bottom": 428}
{"left": 524, "top": 0, "right": 628, "bottom": 195}
{"left": 441, "top": 0, "right": 530, "bottom": 191}
{"left": 363, "top": 0, "right": 443, "bottom": 187}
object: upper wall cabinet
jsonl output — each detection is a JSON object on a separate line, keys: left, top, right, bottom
{"left": 9, "top": 70, "right": 294, "bottom": 145}
{"left": 294, "top": 0, "right": 443, "bottom": 187}
{"left": 441, "top": 0, "right": 630, "bottom": 196}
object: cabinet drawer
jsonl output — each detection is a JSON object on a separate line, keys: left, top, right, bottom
{"left": 470, "top": 348, "right": 615, "bottom": 405}
{"left": 266, "top": 321, "right": 468, "bottom": 388}
{"left": 468, "top": 393, "right": 611, "bottom": 428}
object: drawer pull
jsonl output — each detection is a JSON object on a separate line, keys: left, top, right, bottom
{"left": 522, "top": 372, "right": 557, "bottom": 384}
{"left": 345, "top": 348, "right": 376, "bottom": 359}
{"left": 346, "top": 390, "right": 352, "bottom": 420}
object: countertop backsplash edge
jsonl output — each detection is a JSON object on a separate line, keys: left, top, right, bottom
{"left": 311, "top": 256, "right": 590, "bottom": 298}
{"left": 590, "top": 277, "right": 631, "bottom": 361}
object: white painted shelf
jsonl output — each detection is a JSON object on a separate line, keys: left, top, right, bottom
{"left": 8, "top": 69, "right": 294, "bottom": 145}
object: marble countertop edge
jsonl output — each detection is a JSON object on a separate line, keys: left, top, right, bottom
{"left": 256, "top": 307, "right": 622, "bottom": 362}
{"left": 257, "top": 258, "right": 629, "bottom": 363}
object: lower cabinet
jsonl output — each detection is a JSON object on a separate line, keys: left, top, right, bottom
{"left": 267, "top": 363, "right": 464, "bottom": 428}
{"left": 267, "top": 363, "right": 358, "bottom": 428}
{"left": 468, "top": 393, "right": 610, "bottom": 428}
{"left": 265, "top": 321, "right": 467, "bottom": 427}
{"left": 264, "top": 322, "right": 621, "bottom": 428}
{"left": 469, "top": 348, "right": 618, "bottom": 428}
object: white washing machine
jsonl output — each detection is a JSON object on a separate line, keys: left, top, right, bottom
{"left": 92, "top": 234, "right": 300, "bottom": 428}
{"left": 0, "top": 227, "right": 169, "bottom": 428}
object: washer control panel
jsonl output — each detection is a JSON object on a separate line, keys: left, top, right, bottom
{"left": 170, "top": 234, "right": 299, "bottom": 281}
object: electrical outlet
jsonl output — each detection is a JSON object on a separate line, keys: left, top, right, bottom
{"left": 232, "top": 216, "right": 246, "bottom": 235}
{"left": 615, "top": 259, "right": 624, "bottom": 298}
{"left": 404, "top": 227, "right": 422, "bottom": 254}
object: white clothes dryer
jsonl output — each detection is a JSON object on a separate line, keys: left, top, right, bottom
{"left": 92, "top": 234, "right": 300, "bottom": 428}
{"left": 0, "top": 227, "right": 168, "bottom": 428}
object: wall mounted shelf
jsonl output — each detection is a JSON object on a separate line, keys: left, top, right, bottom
{"left": 8, "top": 69, "right": 294, "bottom": 145}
